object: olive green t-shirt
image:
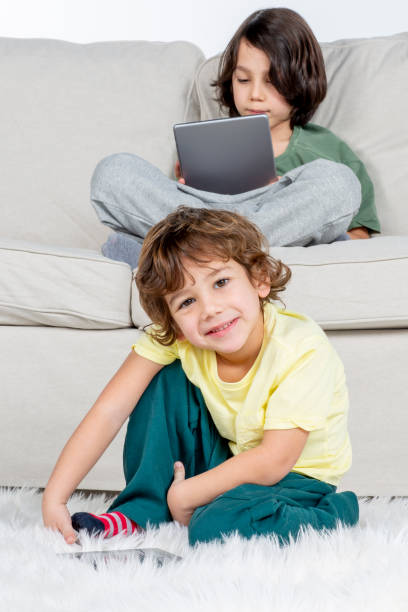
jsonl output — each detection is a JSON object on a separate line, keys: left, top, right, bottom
{"left": 275, "top": 123, "right": 380, "bottom": 233}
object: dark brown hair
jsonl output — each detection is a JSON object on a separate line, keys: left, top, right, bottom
{"left": 213, "top": 8, "right": 327, "bottom": 128}
{"left": 135, "top": 206, "right": 291, "bottom": 345}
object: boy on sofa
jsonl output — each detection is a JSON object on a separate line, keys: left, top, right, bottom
{"left": 90, "top": 8, "right": 380, "bottom": 268}
{"left": 42, "top": 206, "right": 359, "bottom": 546}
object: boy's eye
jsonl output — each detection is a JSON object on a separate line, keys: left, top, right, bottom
{"left": 179, "top": 297, "right": 195, "bottom": 310}
{"left": 214, "top": 278, "right": 229, "bottom": 289}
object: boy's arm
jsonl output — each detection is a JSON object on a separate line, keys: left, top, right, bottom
{"left": 167, "top": 428, "right": 309, "bottom": 526}
{"left": 42, "top": 351, "right": 163, "bottom": 542}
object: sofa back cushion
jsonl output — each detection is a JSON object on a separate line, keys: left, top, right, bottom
{"left": 194, "top": 33, "right": 408, "bottom": 236}
{"left": 0, "top": 38, "right": 203, "bottom": 249}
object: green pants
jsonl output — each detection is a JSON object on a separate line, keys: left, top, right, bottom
{"left": 109, "top": 362, "right": 359, "bottom": 546}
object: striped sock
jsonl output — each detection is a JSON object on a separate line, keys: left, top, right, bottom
{"left": 71, "top": 511, "right": 141, "bottom": 538}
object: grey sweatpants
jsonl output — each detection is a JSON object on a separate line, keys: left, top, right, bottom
{"left": 91, "top": 153, "right": 361, "bottom": 266}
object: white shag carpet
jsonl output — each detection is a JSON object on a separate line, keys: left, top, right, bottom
{"left": 1, "top": 488, "right": 408, "bottom": 612}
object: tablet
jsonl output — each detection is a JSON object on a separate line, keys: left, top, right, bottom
{"left": 173, "top": 115, "right": 276, "bottom": 195}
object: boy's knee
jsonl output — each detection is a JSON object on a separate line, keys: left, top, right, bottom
{"left": 91, "top": 153, "right": 145, "bottom": 197}
{"left": 310, "top": 160, "right": 361, "bottom": 215}
{"left": 91, "top": 153, "right": 123, "bottom": 197}
{"left": 329, "top": 161, "right": 361, "bottom": 212}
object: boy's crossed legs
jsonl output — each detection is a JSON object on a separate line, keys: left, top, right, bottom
{"left": 91, "top": 153, "right": 360, "bottom": 269}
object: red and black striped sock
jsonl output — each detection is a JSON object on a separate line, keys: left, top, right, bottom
{"left": 71, "top": 511, "right": 141, "bottom": 538}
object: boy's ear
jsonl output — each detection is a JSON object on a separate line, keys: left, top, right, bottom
{"left": 248, "top": 263, "right": 271, "bottom": 298}
{"left": 251, "top": 268, "right": 271, "bottom": 298}
{"left": 257, "top": 279, "right": 271, "bottom": 299}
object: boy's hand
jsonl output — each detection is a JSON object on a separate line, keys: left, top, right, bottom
{"left": 347, "top": 226, "right": 370, "bottom": 239}
{"left": 174, "top": 160, "right": 186, "bottom": 185}
{"left": 42, "top": 499, "right": 78, "bottom": 545}
{"left": 167, "top": 462, "right": 195, "bottom": 526}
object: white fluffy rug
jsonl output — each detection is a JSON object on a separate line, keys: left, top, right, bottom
{"left": 1, "top": 488, "right": 408, "bottom": 612}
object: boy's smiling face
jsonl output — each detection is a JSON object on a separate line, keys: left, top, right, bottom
{"left": 165, "top": 257, "right": 270, "bottom": 365}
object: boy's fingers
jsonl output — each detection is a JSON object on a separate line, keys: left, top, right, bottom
{"left": 175, "top": 160, "right": 185, "bottom": 184}
{"left": 61, "top": 520, "right": 78, "bottom": 544}
{"left": 64, "top": 529, "right": 77, "bottom": 544}
{"left": 173, "top": 461, "right": 185, "bottom": 481}
{"left": 65, "top": 535, "right": 76, "bottom": 545}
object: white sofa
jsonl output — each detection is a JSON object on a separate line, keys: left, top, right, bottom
{"left": 1, "top": 33, "right": 407, "bottom": 496}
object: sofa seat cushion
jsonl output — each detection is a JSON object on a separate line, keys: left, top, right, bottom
{"left": 0, "top": 241, "right": 133, "bottom": 329}
{"left": 269, "top": 236, "right": 408, "bottom": 329}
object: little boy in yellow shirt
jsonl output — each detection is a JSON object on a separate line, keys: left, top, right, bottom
{"left": 42, "top": 206, "right": 358, "bottom": 545}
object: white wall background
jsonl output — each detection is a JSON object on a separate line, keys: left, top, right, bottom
{"left": 0, "top": 0, "right": 406, "bottom": 57}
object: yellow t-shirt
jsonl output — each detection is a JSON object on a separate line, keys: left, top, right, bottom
{"left": 133, "top": 303, "right": 351, "bottom": 486}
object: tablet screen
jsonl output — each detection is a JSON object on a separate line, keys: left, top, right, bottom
{"left": 174, "top": 115, "right": 276, "bottom": 195}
